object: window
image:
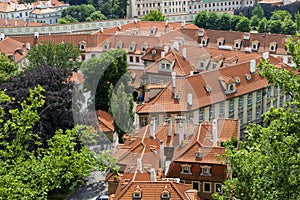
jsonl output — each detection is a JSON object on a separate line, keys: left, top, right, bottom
{"left": 247, "top": 94, "right": 252, "bottom": 106}
{"left": 247, "top": 111, "right": 252, "bottom": 122}
{"left": 238, "top": 96, "right": 244, "bottom": 109}
{"left": 212, "top": 63, "right": 217, "bottom": 69}
{"left": 274, "top": 87, "right": 278, "bottom": 96}
{"left": 166, "top": 64, "right": 170, "bottom": 70}
{"left": 140, "top": 117, "right": 147, "bottom": 127}
{"left": 239, "top": 112, "right": 243, "bottom": 125}
{"left": 199, "top": 109, "right": 204, "bottom": 122}
{"left": 136, "top": 56, "right": 140, "bottom": 63}
{"left": 267, "top": 87, "right": 271, "bottom": 98}
{"left": 91, "top": 54, "right": 95, "bottom": 58}
{"left": 181, "top": 164, "right": 192, "bottom": 174}
{"left": 256, "top": 109, "right": 261, "bottom": 119}
{"left": 256, "top": 91, "right": 261, "bottom": 102}
{"left": 161, "top": 63, "right": 166, "bottom": 69}
{"left": 103, "top": 43, "right": 109, "bottom": 50}
{"left": 199, "top": 62, "right": 204, "bottom": 69}
{"left": 219, "top": 102, "right": 225, "bottom": 116}
{"left": 129, "top": 56, "right": 134, "bottom": 62}
{"left": 161, "top": 191, "right": 170, "bottom": 199}
{"left": 200, "top": 166, "right": 211, "bottom": 176}
{"left": 203, "top": 182, "right": 211, "bottom": 193}
{"left": 215, "top": 183, "right": 223, "bottom": 193}
{"left": 192, "top": 181, "right": 200, "bottom": 191}
{"left": 229, "top": 99, "right": 234, "bottom": 112}
{"left": 133, "top": 191, "right": 142, "bottom": 198}
{"left": 129, "top": 45, "right": 135, "bottom": 52}
{"left": 209, "top": 105, "right": 215, "bottom": 119}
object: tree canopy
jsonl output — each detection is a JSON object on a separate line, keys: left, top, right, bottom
{"left": 215, "top": 34, "right": 300, "bottom": 200}
{"left": 0, "top": 53, "right": 19, "bottom": 85}
{"left": 86, "top": 11, "right": 107, "bottom": 21}
{"left": 26, "top": 41, "right": 81, "bottom": 71}
{"left": 141, "top": 10, "right": 166, "bottom": 21}
{"left": 62, "top": 4, "right": 96, "bottom": 22}
{"left": 251, "top": 4, "right": 265, "bottom": 19}
{"left": 81, "top": 49, "right": 131, "bottom": 112}
{"left": 0, "top": 87, "right": 118, "bottom": 199}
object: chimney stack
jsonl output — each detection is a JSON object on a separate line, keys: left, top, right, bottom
{"left": 189, "top": 118, "right": 194, "bottom": 136}
{"left": 149, "top": 168, "right": 156, "bottom": 182}
{"left": 26, "top": 42, "right": 30, "bottom": 50}
{"left": 150, "top": 119, "right": 156, "bottom": 139}
{"left": 187, "top": 93, "right": 193, "bottom": 106}
{"left": 212, "top": 119, "right": 218, "bottom": 147}
{"left": 250, "top": 59, "right": 256, "bottom": 74}
{"left": 159, "top": 140, "right": 164, "bottom": 169}
{"left": 262, "top": 52, "right": 269, "bottom": 60}
{"left": 168, "top": 119, "right": 172, "bottom": 136}
{"left": 161, "top": 51, "right": 165, "bottom": 58}
{"left": 172, "top": 72, "right": 176, "bottom": 88}
{"left": 164, "top": 45, "right": 169, "bottom": 53}
{"left": 178, "top": 122, "right": 184, "bottom": 145}
{"left": 182, "top": 47, "right": 186, "bottom": 59}
{"left": 137, "top": 158, "right": 143, "bottom": 172}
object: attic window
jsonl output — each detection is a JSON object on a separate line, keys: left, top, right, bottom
{"left": 8, "top": 55, "right": 15, "bottom": 61}
{"left": 149, "top": 28, "right": 157, "bottom": 36}
{"left": 103, "top": 43, "right": 109, "bottom": 50}
{"left": 195, "top": 148, "right": 203, "bottom": 158}
{"left": 234, "top": 77, "right": 241, "bottom": 84}
{"left": 244, "top": 33, "right": 250, "bottom": 40}
{"left": 181, "top": 164, "right": 192, "bottom": 175}
{"left": 80, "top": 44, "right": 85, "bottom": 51}
{"left": 116, "top": 43, "right": 122, "bottom": 49}
{"left": 270, "top": 44, "right": 277, "bottom": 52}
{"left": 228, "top": 84, "right": 236, "bottom": 93}
{"left": 234, "top": 41, "right": 241, "bottom": 49}
{"left": 152, "top": 50, "right": 157, "bottom": 55}
{"left": 244, "top": 74, "right": 251, "bottom": 81}
{"left": 198, "top": 29, "right": 204, "bottom": 36}
{"left": 201, "top": 38, "right": 209, "bottom": 46}
{"left": 204, "top": 84, "right": 212, "bottom": 92}
{"left": 161, "top": 191, "right": 170, "bottom": 199}
{"left": 133, "top": 191, "right": 142, "bottom": 198}
{"left": 200, "top": 166, "right": 212, "bottom": 176}
{"left": 199, "top": 61, "right": 204, "bottom": 70}
{"left": 129, "top": 44, "right": 136, "bottom": 52}
{"left": 141, "top": 46, "right": 146, "bottom": 52}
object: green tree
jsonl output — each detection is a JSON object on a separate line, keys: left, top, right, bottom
{"left": 268, "top": 19, "right": 283, "bottom": 34}
{"left": 86, "top": 10, "right": 107, "bottom": 21}
{"left": 230, "top": 15, "right": 244, "bottom": 31}
{"left": 296, "top": 12, "right": 300, "bottom": 31}
{"left": 250, "top": 15, "right": 260, "bottom": 28}
{"left": 215, "top": 34, "right": 300, "bottom": 200}
{"left": 206, "top": 12, "right": 219, "bottom": 29}
{"left": 62, "top": 4, "right": 96, "bottom": 22}
{"left": 235, "top": 17, "right": 251, "bottom": 32}
{"left": 0, "top": 87, "right": 118, "bottom": 199}
{"left": 258, "top": 17, "right": 268, "bottom": 33}
{"left": 58, "top": 15, "right": 79, "bottom": 24}
{"left": 141, "top": 10, "right": 165, "bottom": 21}
{"left": 218, "top": 12, "right": 232, "bottom": 31}
{"left": 195, "top": 11, "right": 208, "bottom": 28}
{"left": 0, "top": 53, "right": 19, "bottom": 85}
{"left": 251, "top": 4, "right": 264, "bottom": 19}
{"left": 26, "top": 41, "right": 80, "bottom": 71}
{"left": 81, "top": 49, "right": 131, "bottom": 112}
{"left": 270, "top": 10, "right": 292, "bottom": 21}
{"left": 109, "top": 83, "right": 134, "bottom": 141}
{"left": 282, "top": 16, "right": 297, "bottom": 35}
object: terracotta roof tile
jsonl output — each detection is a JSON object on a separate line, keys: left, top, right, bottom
{"left": 0, "top": 19, "right": 44, "bottom": 27}
{"left": 96, "top": 110, "right": 114, "bottom": 133}
{"left": 0, "top": 37, "right": 28, "bottom": 63}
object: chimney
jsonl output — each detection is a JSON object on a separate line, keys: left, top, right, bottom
{"left": 171, "top": 72, "right": 176, "bottom": 88}
{"left": 137, "top": 158, "right": 143, "bottom": 172}
{"left": 34, "top": 32, "right": 39, "bottom": 39}
{"left": 0, "top": 33, "right": 5, "bottom": 41}
{"left": 250, "top": 59, "right": 256, "bottom": 74}
{"left": 168, "top": 119, "right": 172, "bottom": 136}
{"left": 149, "top": 168, "right": 156, "bottom": 182}
{"left": 134, "top": 18, "right": 137, "bottom": 24}
{"left": 212, "top": 119, "right": 218, "bottom": 147}
{"left": 26, "top": 42, "right": 30, "bottom": 50}
{"left": 150, "top": 119, "right": 156, "bottom": 139}
{"left": 262, "top": 52, "right": 269, "bottom": 60}
{"left": 99, "top": 27, "right": 104, "bottom": 33}
{"left": 181, "top": 20, "right": 185, "bottom": 27}
{"left": 164, "top": 20, "right": 168, "bottom": 27}
{"left": 164, "top": 45, "right": 169, "bottom": 53}
{"left": 189, "top": 117, "right": 194, "bottom": 136}
{"left": 117, "top": 23, "right": 122, "bottom": 30}
{"left": 187, "top": 93, "right": 192, "bottom": 106}
{"left": 173, "top": 41, "right": 179, "bottom": 51}
{"left": 159, "top": 140, "right": 164, "bottom": 169}
{"left": 182, "top": 47, "right": 186, "bottom": 59}
{"left": 115, "top": 31, "right": 118, "bottom": 36}
{"left": 161, "top": 51, "right": 165, "bottom": 58}
{"left": 178, "top": 122, "right": 184, "bottom": 145}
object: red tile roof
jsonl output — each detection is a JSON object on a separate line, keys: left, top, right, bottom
{"left": 96, "top": 110, "right": 114, "bottom": 133}
{"left": 0, "top": 37, "right": 28, "bottom": 63}
{"left": 0, "top": 19, "right": 45, "bottom": 27}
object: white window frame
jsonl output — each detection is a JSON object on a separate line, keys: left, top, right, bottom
{"left": 192, "top": 181, "right": 200, "bottom": 191}
{"left": 215, "top": 183, "right": 223, "bottom": 193}
{"left": 203, "top": 182, "right": 211, "bottom": 193}
{"left": 180, "top": 164, "right": 192, "bottom": 175}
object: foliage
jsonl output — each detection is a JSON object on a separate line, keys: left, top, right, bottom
{"left": 230, "top": 15, "right": 244, "bottom": 31}
{"left": 250, "top": 15, "right": 260, "bottom": 28}
{"left": 270, "top": 10, "right": 291, "bottom": 21}
{"left": 268, "top": 19, "right": 283, "bottom": 34}
{"left": 218, "top": 13, "right": 232, "bottom": 31}
{"left": 251, "top": 4, "right": 265, "bottom": 19}
{"left": 26, "top": 41, "right": 81, "bottom": 71}
{"left": 62, "top": 4, "right": 96, "bottom": 22}
{"left": 97, "top": 0, "right": 127, "bottom": 19}
{"left": 141, "top": 10, "right": 165, "bottom": 21}
{"left": 195, "top": 11, "right": 208, "bottom": 28}
{"left": 0, "top": 66, "right": 74, "bottom": 149}
{"left": 235, "top": 17, "right": 251, "bottom": 32}
{"left": 58, "top": 15, "right": 79, "bottom": 24}
{"left": 282, "top": 17, "right": 297, "bottom": 35}
{"left": 206, "top": 12, "right": 219, "bottom": 30}
{"left": 214, "top": 35, "right": 300, "bottom": 200}
{"left": 257, "top": 17, "right": 268, "bottom": 33}
{"left": 109, "top": 83, "right": 134, "bottom": 142}
{"left": 296, "top": 12, "right": 300, "bottom": 31}
{"left": 81, "top": 49, "right": 131, "bottom": 112}
{"left": 86, "top": 11, "right": 107, "bottom": 21}
{"left": 0, "top": 53, "right": 19, "bottom": 85}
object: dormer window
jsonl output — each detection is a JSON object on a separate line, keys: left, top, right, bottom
{"left": 141, "top": 45, "right": 147, "bottom": 53}
{"left": 244, "top": 74, "right": 251, "bottom": 81}
{"left": 201, "top": 37, "right": 209, "bottom": 46}
{"left": 200, "top": 166, "right": 212, "bottom": 176}
{"left": 160, "top": 60, "right": 171, "bottom": 72}
{"left": 234, "top": 77, "right": 241, "bottom": 84}
{"left": 152, "top": 50, "right": 156, "bottom": 55}
{"left": 103, "top": 43, "right": 109, "bottom": 51}
{"left": 269, "top": 42, "right": 277, "bottom": 52}
{"left": 195, "top": 148, "right": 203, "bottom": 158}
{"left": 8, "top": 55, "right": 15, "bottom": 61}
{"left": 129, "top": 44, "right": 136, "bottom": 52}
{"left": 133, "top": 191, "right": 142, "bottom": 198}
{"left": 79, "top": 41, "right": 86, "bottom": 52}
{"left": 244, "top": 33, "right": 250, "bottom": 40}
{"left": 198, "top": 29, "right": 204, "bottom": 36}
{"left": 217, "top": 38, "right": 225, "bottom": 46}
{"left": 116, "top": 43, "right": 123, "bottom": 49}
{"left": 219, "top": 75, "right": 236, "bottom": 95}
{"left": 204, "top": 84, "right": 212, "bottom": 92}
{"left": 228, "top": 84, "right": 236, "bottom": 92}
{"left": 161, "top": 191, "right": 170, "bottom": 199}
{"left": 149, "top": 28, "right": 157, "bottom": 36}
{"left": 234, "top": 39, "right": 242, "bottom": 49}
{"left": 181, "top": 164, "right": 192, "bottom": 175}
{"left": 252, "top": 40, "right": 260, "bottom": 51}
{"left": 198, "top": 61, "right": 205, "bottom": 70}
